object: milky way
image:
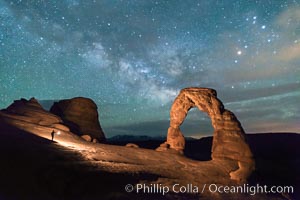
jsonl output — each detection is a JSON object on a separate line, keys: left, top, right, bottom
{"left": 0, "top": 0, "right": 299, "bottom": 137}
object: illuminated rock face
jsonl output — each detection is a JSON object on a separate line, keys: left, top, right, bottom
{"left": 50, "top": 97, "right": 105, "bottom": 142}
{"left": 159, "top": 87, "right": 255, "bottom": 181}
{"left": 2, "top": 98, "right": 62, "bottom": 126}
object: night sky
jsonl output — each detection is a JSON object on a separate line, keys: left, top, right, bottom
{"left": 1, "top": 0, "right": 299, "bottom": 137}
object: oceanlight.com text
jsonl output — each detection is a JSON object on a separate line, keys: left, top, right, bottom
{"left": 125, "top": 183, "right": 294, "bottom": 196}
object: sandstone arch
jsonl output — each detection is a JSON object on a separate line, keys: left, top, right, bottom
{"left": 157, "top": 87, "right": 255, "bottom": 181}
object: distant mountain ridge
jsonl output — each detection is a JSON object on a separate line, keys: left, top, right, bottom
{"left": 107, "top": 134, "right": 198, "bottom": 142}
{"left": 108, "top": 132, "right": 299, "bottom": 142}
{"left": 107, "top": 132, "right": 300, "bottom": 161}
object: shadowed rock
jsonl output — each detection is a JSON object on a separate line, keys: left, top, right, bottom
{"left": 157, "top": 87, "right": 255, "bottom": 182}
{"left": 50, "top": 97, "right": 105, "bottom": 142}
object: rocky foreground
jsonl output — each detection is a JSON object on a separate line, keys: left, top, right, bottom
{"left": 1, "top": 121, "right": 298, "bottom": 200}
{"left": 0, "top": 111, "right": 237, "bottom": 199}
{"left": 0, "top": 88, "right": 298, "bottom": 199}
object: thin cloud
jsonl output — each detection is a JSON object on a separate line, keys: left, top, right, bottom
{"left": 277, "top": 43, "right": 300, "bottom": 61}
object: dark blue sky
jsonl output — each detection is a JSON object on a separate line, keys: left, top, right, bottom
{"left": 1, "top": 0, "right": 299, "bottom": 137}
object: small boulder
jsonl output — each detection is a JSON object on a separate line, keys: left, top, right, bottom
{"left": 125, "top": 143, "right": 139, "bottom": 148}
{"left": 81, "top": 135, "right": 92, "bottom": 142}
{"left": 92, "top": 138, "right": 98, "bottom": 143}
{"left": 156, "top": 142, "right": 170, "bottom": 151}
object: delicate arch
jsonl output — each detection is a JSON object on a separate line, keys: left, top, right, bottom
{"left": 157, "top": 87, "right": 255, "bottom": 182}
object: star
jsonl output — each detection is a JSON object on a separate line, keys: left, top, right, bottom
{"left": 0, "top": 0, "right": 298, "bottom": 136}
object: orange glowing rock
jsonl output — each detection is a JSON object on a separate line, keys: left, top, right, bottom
{"left": 157, "top": 87, "right": 255, "bottom": 182}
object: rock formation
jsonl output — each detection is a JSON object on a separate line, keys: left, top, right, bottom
{"left": 1, "top": 98, "right": 62, "bottom": 126}
{"left": 0, "top": 98, "right": 71, "bottom": 133}
{"left": 50, "top": 97, "right": 105, "bottom": 142}
{"left": 157, "top": 87, "right": 255, "bottom": 182}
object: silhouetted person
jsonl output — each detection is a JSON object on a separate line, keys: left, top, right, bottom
{"left": 51, "top": 130, "right": 55, "bottom": 141}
